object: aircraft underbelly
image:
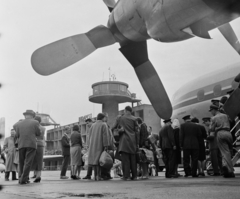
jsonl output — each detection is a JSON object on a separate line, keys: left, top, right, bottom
{"left": 146, "top": 0, "right": 213, "bottom": 42}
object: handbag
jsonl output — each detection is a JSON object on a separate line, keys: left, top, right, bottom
{"left": 99, "top": 151, "right": 113, "bottom": 170}
{"left": 140, "top": 148, "right": 154, "bottom": 163}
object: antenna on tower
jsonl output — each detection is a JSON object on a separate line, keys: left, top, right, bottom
{"left": 108, "top": 67, "right": 111, "bottom": 81}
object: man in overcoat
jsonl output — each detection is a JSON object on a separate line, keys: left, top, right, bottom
{"left": 112, "top": 106, "right": 139, "bottom": 180}
{"left": 159, "top": 119, "right": 176, "bottom": 178}
{"left": 60, "top": 126, "right": 71, "bottom": 179}
{"left": 3, "top": 129, "right": 18, "bottom": 181}
{"left": 180, "top": 115, "right": 201, "bottom": 177}
{"left": 13, "top": 110, "right": 40, "bottom": 184}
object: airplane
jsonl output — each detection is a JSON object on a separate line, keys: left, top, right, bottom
{"left": 31, "top": 0, "right": 240, "bottom": 120}
{"left": 171, "top": 62, "right": 240, "bottom": 123}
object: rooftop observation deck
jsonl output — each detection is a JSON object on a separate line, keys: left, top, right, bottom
{"left": 89, "top": 81, "right": 141, "bottom": 104}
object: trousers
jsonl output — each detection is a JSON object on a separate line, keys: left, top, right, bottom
{"left": 60, "top": 155, "right": 70, "bottom": 176}
{"left": 217, "top": 130, "right": 234, "bottom": 173}
{"left": 121, "top": 152, "right": 137, "bottom": 179}
{"left": 183, "top": 149, "right": 199, "bottom": 176}
{"left": 19, "top": 148, "right": 36, "bottom": 183}
{"left": 162, "top": 149, "right": 175, "bottom": 177}
{"left": 210, "top": 149, "right": 223, "bottom": 174}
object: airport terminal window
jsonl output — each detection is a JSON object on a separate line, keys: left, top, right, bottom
{"left": 120, "top": 85, "right": 127, "bottom": 92}
{"left": 213, "top": 85, "right": 222, "bottom": 97}
{"left": 197, "top": 90, "right": 205, "bottom": 101}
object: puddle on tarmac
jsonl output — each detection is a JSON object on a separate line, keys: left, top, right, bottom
{"left": 61, "top": 193, "right": 107, "bottom": 198}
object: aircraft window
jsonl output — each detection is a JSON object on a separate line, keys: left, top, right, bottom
{"left": 213, "top": 85, "right": 222, "bottom": 97}
{"left": 231, "top": 81, "right": 238, "bottom": 89}
{"left": 197, "top": 90, "right": 205, "bottom": 101}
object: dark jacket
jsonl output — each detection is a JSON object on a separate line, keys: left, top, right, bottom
{"left": 70, "top": 131, "right": 83, "bottom": 147}
{"left": 112, "top": 114, "right": 139, "bottom": 154}
{"left": 139, "top": 123, "right": 150, "bottom": 148}
{"left": 180, "top": 121, "right": 201, "bottom": 149}
{"left": 159, "top": 124, "right": 176, "bottom": 149}
{"left": 14, "top": 118, "right": 40, "bottom": 149}
{"left": 61, "top": 135, "right": 70, "bottom": 156}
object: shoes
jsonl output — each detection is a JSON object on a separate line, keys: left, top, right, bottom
{"left": 60, "top": 176, "right": 69, "bottom": 179}
{"left": 5, "top": 178, "right": 9, "bottom": 181}
{"left": 213, "top": 173, "right": 221, "bottom": 176}
{"left": 198, "top": 172, "right": 205, "bottom": 177}
{"left": 224, "top": 172, "right": 235, "bottom": 178}
{"left": 192, "top": 175, "right": 199, "bottom": 178}
{"left": 121, "top": 177, "right": 131, "bottom": 181}
{"left": 12, "top": 178, "right": 18, "bottom": 181}
{"left": 171, "top": 175, "right": 179, "bottom": 178}
{"left": 184, "top": 174, "right": 191, "bottom": 177}
{"left": 33, "top": 177, "right": 41, "bottom": 183}
{"left": 131, "top": 178, "right": 138, "bottom": 181}
{"left": 31, "top": 175, "right": 36, "bottom": 179}
{"left": 83, "top": 176, "right": 91, "bottom": 180}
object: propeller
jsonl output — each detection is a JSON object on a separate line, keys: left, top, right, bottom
{"left": 218, "top": 23, "right": 240, "bottom": 55}
{"left": 31, "top": 25, "right": 116, "bottom": 76}
{"left": 120, "top": 41, "right": 172, "bottom": 119}
{"left": 102, "top": 0, "right": 116, "bottom": 12}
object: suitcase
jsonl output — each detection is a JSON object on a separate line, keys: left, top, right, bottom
{"left": 223, "top": 88, "right": 240, "bottom": 120}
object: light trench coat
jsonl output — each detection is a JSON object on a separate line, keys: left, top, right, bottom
{"left": 88, "top": 120, "right": 109, "bottom": 165}
{"left": 3, "top": 136, "right": 17, "bottom": 172}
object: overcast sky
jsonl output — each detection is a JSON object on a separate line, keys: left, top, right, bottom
{"left": 1, "top": 0, "right": 240, "bottom": 137}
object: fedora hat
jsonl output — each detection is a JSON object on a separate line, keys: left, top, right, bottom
{"left": 23, "top": 110, "right": 36, "bottom": 117}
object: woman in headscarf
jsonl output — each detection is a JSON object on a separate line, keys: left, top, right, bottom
{"left": 88, "top": 113, "right": 109, "bottom": 181}
{"left": 70, "top": 125, "right": 83, "bottom": 180}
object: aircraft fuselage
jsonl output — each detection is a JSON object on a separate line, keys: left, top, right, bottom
{"left": 108, "top": 0, "right": 240, "bottom": 44}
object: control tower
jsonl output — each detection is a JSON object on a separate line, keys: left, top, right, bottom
{"left": 89, "top": 81, "right": 141, "bottom": 127}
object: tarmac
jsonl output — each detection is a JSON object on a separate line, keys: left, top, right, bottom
{"left": 0, "top": 168, "right": 240, "bottom": 199}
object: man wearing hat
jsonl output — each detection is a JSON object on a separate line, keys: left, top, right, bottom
{"left": 180, "top": 115, "right": 201, "bottom": 177}
{"left": 13, "top": 110, "right": 40, "bottom": 184}
{"left": 209, "top": 104, "right": 235, "bottom": 178}
{"left": 203, "top": 117, "right": 223, "bottom": 176}
{"left": 159, "top": 119, "right": 177, "bottom": 178}
{"left": 112, "top": 106, "right": 139, "bottom": 180}
{"left": 60, "top": 126, "right": 71, "bottom": 179}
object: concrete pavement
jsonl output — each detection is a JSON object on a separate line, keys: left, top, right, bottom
{"left": 0, "top": 168, "right": 240, "bottom": 199}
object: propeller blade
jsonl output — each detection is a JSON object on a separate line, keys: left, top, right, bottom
{"left": 103, "top": 0, "right": 116, "bottom": 8}
{"left": 31, "top": 25, "right": 115, "bottom": 76}
{"left": 218, "top": 23, "right": 240, "bottom": 55}
{"left": 120, "top": 42, "right": 172, "bottom": 119}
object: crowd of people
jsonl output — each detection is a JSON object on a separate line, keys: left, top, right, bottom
{"left": 0, "top": 98, "right": 239, "bottom": 185}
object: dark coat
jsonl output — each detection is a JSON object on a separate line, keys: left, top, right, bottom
{"left": 61, "top": 135, "right": 70, "bottom": 156}
{"left": 159, "top": 124, "right": 176, "bottom": 149}
{"left": 139, "top": 123, "right": 150, "bottom": 148}
{"left": 198, "top": 124, "right": 207, "bottom": 161}
{"left": 112, "top": 114, "right": 139, "bottom": 154}
{"left": 14, "top": 118, "right": 41, "bottom": 149}
{"left": 180, "top": 121, "right": 201, "bottom": 149}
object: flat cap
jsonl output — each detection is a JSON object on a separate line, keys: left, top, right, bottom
{"left": 209, "top": 104, "right": 219, "bottom": 112}
{"left": 182, "top": 115, "right": 191, "bottom": 120}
